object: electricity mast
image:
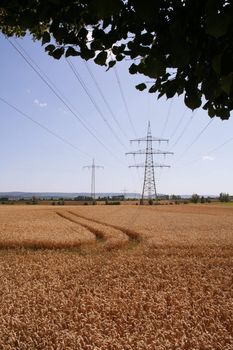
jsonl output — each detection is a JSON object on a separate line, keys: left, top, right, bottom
{"left": 126, "top": 121, "right": 173, "bottom": 204}
{"left": 121, "top": 187, "right": 128, "bottom": 200}
{"left": 83, "top": 159, "right": 104, "bottom": 202}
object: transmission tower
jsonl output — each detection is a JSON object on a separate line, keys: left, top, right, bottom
{"left": 126, "top": 121, "right": 173, "bottom": 204}
{"left": 121, "top": 187, "right": 128, "bottom": 200}
{"left": 83, "top": 159, "right": 104, "bottom": 201}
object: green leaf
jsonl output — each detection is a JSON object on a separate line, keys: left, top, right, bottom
{"left": 158, "top": 91, "right": 166, "bottom": 99}
{"left": 203, "top": 101, "right": 210, "bottom": 110}
{"left": 78, "top": 27, "right": 88, "bottom": 40}
{"left": 177, "top": 85, "right": 184, "bottom": 96}
{"left": 112, "top": 44, "right": 125, "bottom": 55}
{"left": 53, "top": 27, "right": 68, "bottom": 43}
{"left": 221, "top": 74, "right": 233, "bottom": 95}
{"left": 42, "top": 31, "right": 50, "bottom": 46}
{"left": 65, "top": 47, "right": 79, "bottom": 57}
{"left": 212, "top": 54, "right": 222, "bottom": 75}
{"left": 45, "top": 44, "right": 55, "bottom": 52}
{"left": 131, "top": 0, "right": 156, "bottom": 21}
{"left": 80, "top": 48, "right": 95, "bottom": 60}
{"left": 50, "top": 47, "right": 64, "bottom": 59}
{"left": 136, "top": 83, "right": 147, "bottom": 91}
{"left": 142, "top": 58, "right": 166, "bottom": 79}
{"left": 20, "top": 11, "right": 36, "bottom": 27}
{"left": 206, "top": 14, "right": 231, "bottom": 38}
{"left": 221, "top": 110, "right": 230, "bottom": 120}
{"left": 94, "top": 51, "right": 107, "bottom": 66}
{"left": 208, "top": 106, "right": 216, "bottom": 118}
{"left": 106, "top": 60, "right": 116, "bottom": 71}
{"left": 89, "top": 0, "right": 121, "bottom": 18}
{"left": 129, "top": 63, "right": 138, "bottom": 75}
{"left": 216, "top": 108, "right": 230, "bottom": 120}
{"left": 92, "top": 28, "right": 104, "bottom": 40}
{"left": 184, "top": 93, "right": 202, "bottom": 110}
{"left": 148, "top": 84, "right": 157, "bottom": 93}
{"left": 48, "top": 0, "right": 60, "bottom": 4}
{"left": 127, "top": 41, "right": 135, "bottom": 50}
{"left": 165, "top": 81, "right": 178, "bottom": 98}
{"left": 116, "top": 54, "right": 124, "bottom": 61}
{"left": 140, "top": 33, "right": 154, "bottom": 46}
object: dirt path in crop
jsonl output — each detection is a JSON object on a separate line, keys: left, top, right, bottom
{"left": 56, "top": 211, "right": 134, "bottom": 250}
{"left": 56, "top": 212, "right": 104, "bottom": 242}
{"left": 67, "top": 210, "right": 141, "bottom": 242}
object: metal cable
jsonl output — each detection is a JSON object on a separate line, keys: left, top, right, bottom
{"left": 67, "top": 58, "right": 126, "bottom": 150}
{"left": 169, "top": 109, "right": 187, "bottom": 140}
{"left": 14, "top": 39, "right": 103, "bottom": 139}
{"left": 6, "top": 38, "right": 124, "bottom": 164}
{"left": 113, "top": 66, "right": 138, "bottom": 137}
{"left": 175, "top": 118, "right": 214, "bottom": 163}
{"left": 0, "top": 96, "right": 91, "bottom": 158}
{"left": 84, "top": 61, "right": 129, "bottom": 141}
{"left": 169, "top": 111, "right": 196, "bottom": 150}
{"left": 161, "top": 98, "right": 174, "bottom": 137}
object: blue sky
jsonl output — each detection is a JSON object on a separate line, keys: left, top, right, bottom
{"left": 0, "top": 34, "right": 233, "bottom": 195}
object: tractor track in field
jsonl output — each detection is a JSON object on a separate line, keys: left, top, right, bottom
{"left": 56, "top": 212, "right": 104, "bottom": 242}
{"left": 56, "top": 211, "right": 140, "bottom": 250}
{"left": 67, "top": 211, "right": 141, "bottom": 242}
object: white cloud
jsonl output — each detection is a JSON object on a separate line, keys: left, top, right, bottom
{"left": 202, "top": 155, "right": 214, "bottom": 161}
{"left": 33, "top": 98, "right": 47, "bottom": 108}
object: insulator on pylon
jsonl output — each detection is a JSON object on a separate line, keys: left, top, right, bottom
{"left": 126, "top": 121, "right": 174, "bottom": 204}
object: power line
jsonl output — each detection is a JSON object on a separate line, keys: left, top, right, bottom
{"left": 69, "top": 54, "right": 141, "bottom": 178}
{"left": 156, "top": 167, "right": 164, "bottom": 187}
{"left": 84, "top": 61, "right": 129, "bottom": 141}
{"left": 169, "top": 111, "right": 196, "bottom": 150}
{"left": 82, "top": 61, "right": 143, "bottom": 184}
{"left": 113, "top": 65, "right": 138, "bottom": 137}
{"left": 66, "top": 58, "right": 126, "bottom": 149}
{"left": 148, "top": 99, "right": 173, "bottom": 191}
{"left": 169, "top": 109, "right": 187, "bottom": 140}
{"left": 13, "top": 39, "right": 123, "bottom": 165}
{"left": 6, "top": 37, "right": 123, "bottom": 164}
{"left": 14, "top": 39, "right": 103, "bottom": 137}
{"left": 180, "top": 133, "right": 233, "bottom": 168}
{"left": 15, "top": 39, "right": 73, "bottom": 108}
{"left": 74, "top": 61, "right": 142, "bottom": 185}
{"left": 161, "top": 98, "right": 174, "bottom": 137}
{"left": 175, "top": 118, "right": 214, "bottom": 163}
{"left": 0, "top": 96, "right": 91, "bottom": 158}
{"left": 208, "top": 135, "right": 233, "bottom": 155}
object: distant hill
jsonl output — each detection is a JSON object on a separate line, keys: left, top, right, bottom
{"left": 0, "top": 192, "right": 141, "bottom": 199}
{"left": 0, "top": 192, "right": 218, "bottom": 200}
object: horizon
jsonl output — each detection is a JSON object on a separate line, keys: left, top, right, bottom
{"left": 0, "top": 190, "right": 227, "bottom": 197}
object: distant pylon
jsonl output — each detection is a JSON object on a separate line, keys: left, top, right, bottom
{"left": 83, "top": 159, "right": 104, "bottom": 201}
{"left": 126, "top": 121, "right": 173, "bottom": 204}
{"left": 121, "top": 187, "right": 128, "bottom": 199}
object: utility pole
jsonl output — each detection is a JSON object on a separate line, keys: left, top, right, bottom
{"left": 126, "top": 121, "right": 173, "bottom": 204}
{"left": 121, "top": 187, "right": 128, "bottom": 200}
{"left": 83, "top": 159, "right": 104, "bottom": 203}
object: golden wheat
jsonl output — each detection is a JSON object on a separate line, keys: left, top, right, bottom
{"left": 0, "top": 204, "right": 232, "bottom": 349}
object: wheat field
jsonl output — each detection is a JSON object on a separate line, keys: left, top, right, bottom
{"left": 0, "top": 205, "right": 232, "bottom": 349}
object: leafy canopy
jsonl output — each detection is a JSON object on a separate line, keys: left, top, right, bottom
{"left": 1, "top": 0, "right": 233, "bottom": 119}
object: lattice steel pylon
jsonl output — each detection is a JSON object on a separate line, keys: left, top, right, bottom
{"left": 126, "top": 121, "right": 173, "bottom": 204}
{"left": 83, "top": 159, "right": 104, "bottom": 202}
